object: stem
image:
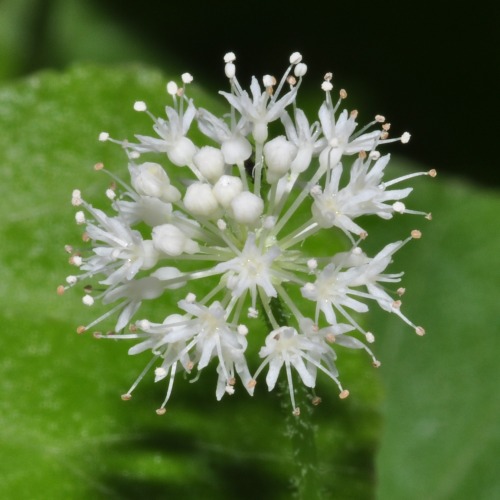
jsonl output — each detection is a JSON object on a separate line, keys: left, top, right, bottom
{"left": 263, "top": 296, "right": 323, "bottom": 500}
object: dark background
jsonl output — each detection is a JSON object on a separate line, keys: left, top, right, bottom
{"left": 13, "top": 0, "right": 498, "bottom": 187}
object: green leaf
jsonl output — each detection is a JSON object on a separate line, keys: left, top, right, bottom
{"left": 0, "top": 64, "right": 380, "bottom": 499}
{"left": 373, "top": 171, "right": 500, "bottom": 499}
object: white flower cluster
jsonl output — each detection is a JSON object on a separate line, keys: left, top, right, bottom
{"left": 60, "top": 52, "right": 435, "bottom": 415}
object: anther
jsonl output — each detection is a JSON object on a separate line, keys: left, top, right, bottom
{"left": 312, "top": 396, "right": 322, "bottom": 406}
{"left": 365, "top": 332, "right": 375, "bottom": 343}
{"left": 121, "top": 393, "right": 132, "bottom": 401}
{"left": 166, "top": 81, "right": 178, "bottom": 95}
{"left": 397, "top": 287, "right": 406, "bottom": 296}
{"left": 292, "top": 407, "right": 301, "bottom": 416}
{"left": 401, "top": 132, "right": 411, "bottom": 143}
{"left": 339, "top": 390, "right": 350, "bottom": 399}
{"left": 339, "top": 89, "right": 347, "bottom": 99}
{"left": 294, "top": 63, "right": 307, "bottom": 77}
{"left": 98, "top": 132, "right": 109, "bottom": 142}
{"left": 133, "top": 101, "right": 147, "bottom": 112}
{"left": 321, "top": 81, "right": 333, "bottom": 92}
{"left": 76, "top": 326, "right": 86, "bottom": 334}
{"left": 57, "top": 285, "right": 65, "bottom": 295}
{"left": 375, "top": 115, "right": 385, "bottom": 123}
{"left": 411, "top": 229, "right": 422, "bottom": 239}
{"left": 94, "top": 162, "right": 104, "bottom": 171}
{"left": 415, "top": 326, "right": 426, "bottom": 336}
{"left": 428, "top": 169, "right": 437, "bottom": 177}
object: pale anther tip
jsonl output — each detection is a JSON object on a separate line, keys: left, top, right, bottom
{"left": 339, "top": 389, "right": 350, "bottom": 399}
{"left": 428, "top": 169, "right": 437, "bottom": 177}
{"left": 411, "top": 229, "right": 422, "bottom": 239}
{"left": 156, "top": 408, "right": 167, "bottom": 415}
{"left": 76, "top": 326, "right": 86, "bottom": 334}
{"left": 133, "top": 101, "right": 147, "bottom": 112}
{"left": 416, "top": 326, "right": 426, "bottom": 336}
{"left": 121, "top": 393, "right": 132, "bottom": 401}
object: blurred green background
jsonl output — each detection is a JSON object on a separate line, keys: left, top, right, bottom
{"left": 0, "top": 1, "right": 499, "bottom": 499}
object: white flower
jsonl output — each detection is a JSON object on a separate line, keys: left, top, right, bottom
{"left": 62, "top": 52, "right": 432, "bottom": 413}
{"left": 220, "top": 76, "right": 298, "bottom": 143}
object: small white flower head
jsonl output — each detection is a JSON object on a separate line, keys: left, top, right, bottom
{"left": 64, "top": 51, "right": 430, "bottom": 412}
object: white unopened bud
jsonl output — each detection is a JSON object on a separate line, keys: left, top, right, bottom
{"left": 152, "top": 224, "right": 199, "bottom": 256}
{"left": 166, "top": 136, "right": 197, "bottom": 167}
{"left": 183, "top": 182, "right": 219, "bottom": 217}
{"left": 193, "top": 146, "right": 225, "bottom": 183}
{"left": 130, "top": 162, "right": 181, "bottom": 202}
{"left": 221, "top": 136, "right": 252, "bottom": 164}
{"left": 230, "top": 191, "right": 264, "bottom": 225}
{"left": 264, "top": 135, "right": 297, "bottom": 183}
{"left": 213, "top": 175, "right": 243, "bottom": 208}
